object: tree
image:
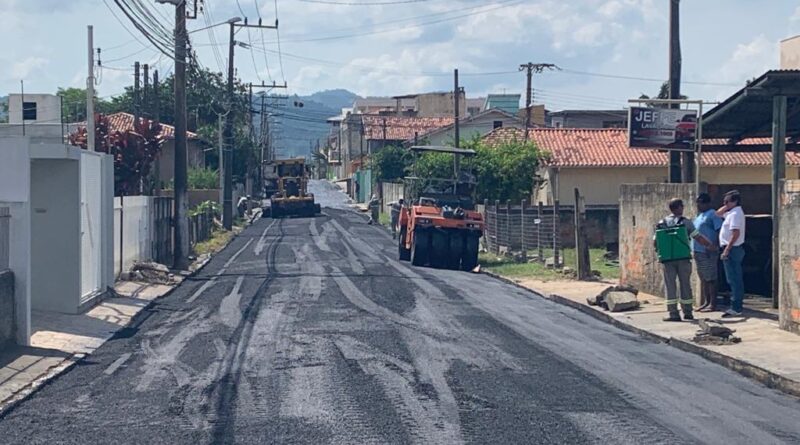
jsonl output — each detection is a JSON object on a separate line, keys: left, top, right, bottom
{"left": 372, "top": 145, "right": 411, "bottom": 182}
{"left": 639, "top": 81, "right": 687, "bottom": 107}
{"left": 69, "top": 114, "right": 165, "bottom": 195}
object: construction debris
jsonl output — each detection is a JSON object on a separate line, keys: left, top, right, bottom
{"left": 693, "top": 319, "right": 741, "bottom": 345}
{"left": 129, "top": 261, "right": 175, "bottom": 285}
{"left": 588, "top": 285, "right": 640, "bottom": 312}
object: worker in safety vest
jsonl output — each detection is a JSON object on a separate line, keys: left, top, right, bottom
{"left": 655, "top": 198, "right": 715, "bottom": 322}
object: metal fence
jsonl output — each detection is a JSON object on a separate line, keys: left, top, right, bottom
{"left": 483, "top": 200, "right": 561, "bottom": 264}
{"left": 152, "top": 197, "right": 174, "bottom": 266}
{"left": 0, "top": 207, "right": 9, "bottom": 271}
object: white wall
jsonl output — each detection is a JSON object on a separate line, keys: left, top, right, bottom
{"left": 30, "top": 159, "right": 81, "bottom": 314}
{"left": 8, "top": 93, "right": 62, "bottom": 125}
{"left": 114, "top": 196, "right": 154, "bottom": 276}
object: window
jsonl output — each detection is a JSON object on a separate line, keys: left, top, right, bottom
{"left": 493, "top": 120, "right": 503, "bottom": 129}
{"left": 22, "top": 102, "right": 37, "bottom": 121}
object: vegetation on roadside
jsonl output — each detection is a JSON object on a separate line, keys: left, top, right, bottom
{"left": 193, "top": 229, "right": 234, "bottom": 257}
{"left": 372, "top": 136, "right": 548, "bottom": 203}
{"left": 480, "top": 248, "right": 619, "bottom": 281}
{"left": 188, "top": 168, "right": 219, "bottom": 190}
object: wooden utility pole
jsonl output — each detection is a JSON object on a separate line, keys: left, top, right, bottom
{"left": 454, "top": 69, "right": 460, "bottom": 149}
{"left": 133, "top": 61, "right": 140, "bottom": 124}
{"left": 574, "top": 188, "right": 591, "bottom": 280}
{"left": 772, "top": 95, "right": 787, "bottom": 309}
{"left": 153, "top": 69, "right": 161, "bottom": 196}
{"left": 173, "top": 1, "right": 190, "bottom": 269}
{"left": 86, "top": 25, "right": 95, "bottom": 152}
{"left": 519, "top": 62, "right": 558, "bottom": 139}
{"left": 143, "top": 63, "right": 149, "bottom": 117}
{"left": 668, "top": 0, "right": 685, "bottom": 183}
{"left": 382, "top": 118, "right": 387, "bottom": 148}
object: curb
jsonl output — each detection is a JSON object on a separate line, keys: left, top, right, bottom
{"left": 482, "top": 270, "right": 800, "bottom": 399}
{"left": 0, "top": 221, "right": 239, "bottom": 418}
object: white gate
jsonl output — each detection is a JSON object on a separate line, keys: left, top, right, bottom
{"left": 80, "top": 152, "right": 104, "bottom": 303}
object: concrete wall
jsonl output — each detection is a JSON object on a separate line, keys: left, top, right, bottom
{"left": 416, "top": 92, "right": 466, "bottom": 118}
{"left": 8, "top": 94, "right": 61, "bottom": 125}
{"left": 114, "top": 196, "right": 153, "bottom": 276}
{"left": 780, "top": 180, "right": 800, "bottom": 333}
{"left": 0, "top": 270, "right": 14, "bottom": 345}
{"left": 619, "top": 183, "right": 699, "bottom": 300}
{"left": 550, "top": 112, "right": 628, "bottom": 129}
{"left": 380, "top": 182, "right": 404, "bottom": 215}
{"left": 156, "top": 140, "right": 205, "bottom": 186}
{"left": 781, "top": 35, "right": 800, "bottom": 69}
{"left": 161, "top": 189, "right": 221, "bottom": 209}
{"left": 30, "top": 159, "right": 81, "bottom": 313}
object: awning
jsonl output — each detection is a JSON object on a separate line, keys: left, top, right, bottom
{"left": 703, "top": 70, "right": 800, "bottom": 142}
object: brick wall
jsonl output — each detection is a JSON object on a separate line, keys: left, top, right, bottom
{"left": 780, "top": 180, "right": 800, "bottom": 334}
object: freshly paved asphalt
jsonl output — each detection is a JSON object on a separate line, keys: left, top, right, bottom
{"left": 1, "top": 180, "right": 798, "bottom": 444}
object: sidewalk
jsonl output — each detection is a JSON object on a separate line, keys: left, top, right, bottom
{"left": 490, "top": 275, "right": 800, "bottom": 398}
{"left": 0, "top": 280, "right": 176, "bottom": 414}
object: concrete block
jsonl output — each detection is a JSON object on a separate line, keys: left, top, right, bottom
{"left": 605, "top": 291, "right": 639, "bottom": 312}
{"left": 0, "top": 270, "right": 14, "bottom": 345}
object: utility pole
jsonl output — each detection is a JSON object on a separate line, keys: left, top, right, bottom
{"left": 668, "top": 0, "right": 685, "bottom": 183}
{"left": 133, "top": 61, "right": 140, "bottom": 124}
{"left": 224, "top": 20, "right": 279, "bottom": 229}
{"left": 519, "top": 62, "right": 558, "bottom": 139}
{"left": 87, "top": 25, "right": 95, "bottom": 152}
{"left": 382, "top": 118, "right": 387, "bottom": 149}
{"left": 173, "top": 1, "right": 190, "bottom": 270}
{"left": 454, "top": 68, "right": 461, "bottom": 181}
{"left": 153, "top": 69, "right": 161, "bottom": 196}
{"left": 143, "top": 64, "right": 149, "bottom": 117}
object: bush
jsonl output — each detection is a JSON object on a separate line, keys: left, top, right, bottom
{"left": 190, "top": 200, "right": 221, "bottom": 217}
{"left": 372, "top": 145, "right": 410, "bottom": 182}
{"left": 188, "top": 168, "right": 219, "bottom": 190}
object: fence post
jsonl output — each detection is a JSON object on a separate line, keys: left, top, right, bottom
{"left": 574, "top": 188, "right": 591, "bottom": 279}
{"left": 553, "top": 199, "right": 560, "bottom": 268}
{"left": 520, "top": 199, "right": 527, "bottom": 257}
{"left": 494, "top": 200, "right": 501, "bottom": 254}
{"left": 505, "top": 200, "right": 512, "bottom": 253}
{"left": 537, "top": 201, "right": 543, "bottom": 262}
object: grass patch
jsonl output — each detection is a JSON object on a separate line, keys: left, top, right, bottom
{"left": 193, "top": 229, "right": 234, "bottom": 257}
{"left": 379, "top": 212, "right": 391, "bottom": 227}
{"left": 480, "top": 248, "right": 619, "bottom": 281}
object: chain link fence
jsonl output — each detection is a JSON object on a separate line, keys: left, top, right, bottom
{"left": 483, "top": 200, "right": 562, "bottom": 264}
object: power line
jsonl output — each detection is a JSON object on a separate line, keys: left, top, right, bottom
{"left": 273, "top": 0, "right": 286, "bottom": 82}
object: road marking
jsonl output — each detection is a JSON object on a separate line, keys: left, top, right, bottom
{"left": 220, "top": 276, "right": 246, "bottom": 328}
{"left": 254, "top": 219, "right": 277, "bottom": 256}
{"left": 223, "top": 238, "right": 254, "bottom": 270}
{"left": 186, "top": 279, "right": 217, "bottom": 303}
{"left": 104, "top": 353, "right": 132, "bottom": 375}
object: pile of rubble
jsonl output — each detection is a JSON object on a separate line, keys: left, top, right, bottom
{"left": 587, "top": 285, "right": 640, "bottom": 312}
{"left": 693, "top": 319, "right": 741, "bottom": 345}
{"left": 124, "top": 261, "right": 176, "bottom": 285}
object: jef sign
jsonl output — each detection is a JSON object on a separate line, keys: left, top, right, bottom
{"left": 628, "top": 106, "right": 697, "bottom": 150}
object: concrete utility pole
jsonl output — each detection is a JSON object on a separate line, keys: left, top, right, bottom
{"left": 153, "top": 69, "right": 161, "bottom": 196}
{"left": 133, "top": 61, "right": 140, "bottom": 124}
{"left": 454, "top": 68, "right": 460, "bottom": 149}
{"left": 224, "top": 21, "right": 279, "bottom": 230}
{"left": 173, "top": 0, "right": 190, "bottom": 270}
{"left": 519, "top": 63, "right": 558, "bottom": 139}
{"left": 87, "top": 25, "right": 95, "bottom": 152}
{"left": 668, "top": 0, "right": 686, "bottom": 183}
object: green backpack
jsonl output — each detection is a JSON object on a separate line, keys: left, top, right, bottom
{"left": 655, "top": 219, "right": 692, "bottom": 263}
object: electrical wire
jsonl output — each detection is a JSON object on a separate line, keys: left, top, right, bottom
{"left": 273, "top": 0, "right": 286, "bottom": 82}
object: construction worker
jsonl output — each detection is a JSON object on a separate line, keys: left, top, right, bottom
{"left": 367, "top": 194, "right": 380, "bottom": 225}
{"left": 655, "top": 198, "right": 715, "bottom": 322}
{"left": 389, "top": 198, "right": 404, "bottom": 239}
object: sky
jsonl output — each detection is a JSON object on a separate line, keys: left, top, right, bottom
{"left": 2, "top": 0, "right": 800, "bottom": 112}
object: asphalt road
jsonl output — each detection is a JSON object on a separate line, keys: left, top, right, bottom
{"left": 1, "top": 180, "right": 798, "bottom": 444}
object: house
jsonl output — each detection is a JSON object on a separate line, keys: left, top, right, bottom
{"left": 405, "top": 109, "right": 522, "bottom": 147}
{"left": 484, "top": 94, "right": 521, "bottom": 115}
{"left": 516, "top": 105, "right": 547, "bottom": 127}
{"left": 549, "top": 109, "right": 628, "bottom": 129}
{"left": 73, "top": 112, "right": 205, "bottom": 189}
{"left": 362, "top": 115, "right": 454, "bottom": 152}
{"left": 352, "top": 97, "right": 416, "bottom": 115}
{"left": 483, "top": 127, "right": 800, "bottom": 207}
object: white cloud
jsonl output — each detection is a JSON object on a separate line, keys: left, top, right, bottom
{"left": 11, "top": 56, "right": 48, "bottom": 79}
{"left": 599, "top": 1, "right": 624, "bottom": 18}
{"left": 717, "top": 34, "right": 777, "bottom": 86}
{"left": 573, "top": 22, "right": 604, "bottom": 46}
{"left": 792, "top": 6, "right": 800, "bottom": 21}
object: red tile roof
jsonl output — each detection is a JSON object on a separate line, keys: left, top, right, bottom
{"left": 79, "top": 112, "right": 198, "bottom": 140}
{"left": 483, "top": 127, "right": 800, "bottom": 168}
{"left": 361, "top": 115, "right": 453, "bottom": 141}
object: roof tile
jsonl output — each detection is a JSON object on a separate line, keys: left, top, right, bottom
{"left": 361, "top": 115, "right": 453, "bottom": 141}
{"left": 483, "top": 127, "right": 800, "bottom": 168}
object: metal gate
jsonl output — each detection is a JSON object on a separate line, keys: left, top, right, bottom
{"left": 80, "top": 153, "right": 103, "bottom": 303}
{"left": 152, "top": 197, "right": 174, "bottom": 266}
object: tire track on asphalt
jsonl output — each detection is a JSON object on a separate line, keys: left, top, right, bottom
{"left": 186, "top": 238, "right": 254, "bottom": 304}
{"left": 207, "top": 218, "right": 285, "bottom": 443}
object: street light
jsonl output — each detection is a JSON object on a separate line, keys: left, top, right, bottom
{"left": 188, "top": 16, "right": 242, "bottom": 34}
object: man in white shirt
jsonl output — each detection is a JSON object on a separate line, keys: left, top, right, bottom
{"left": 716, "top": 190, "right": 746, "bottom": 317}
